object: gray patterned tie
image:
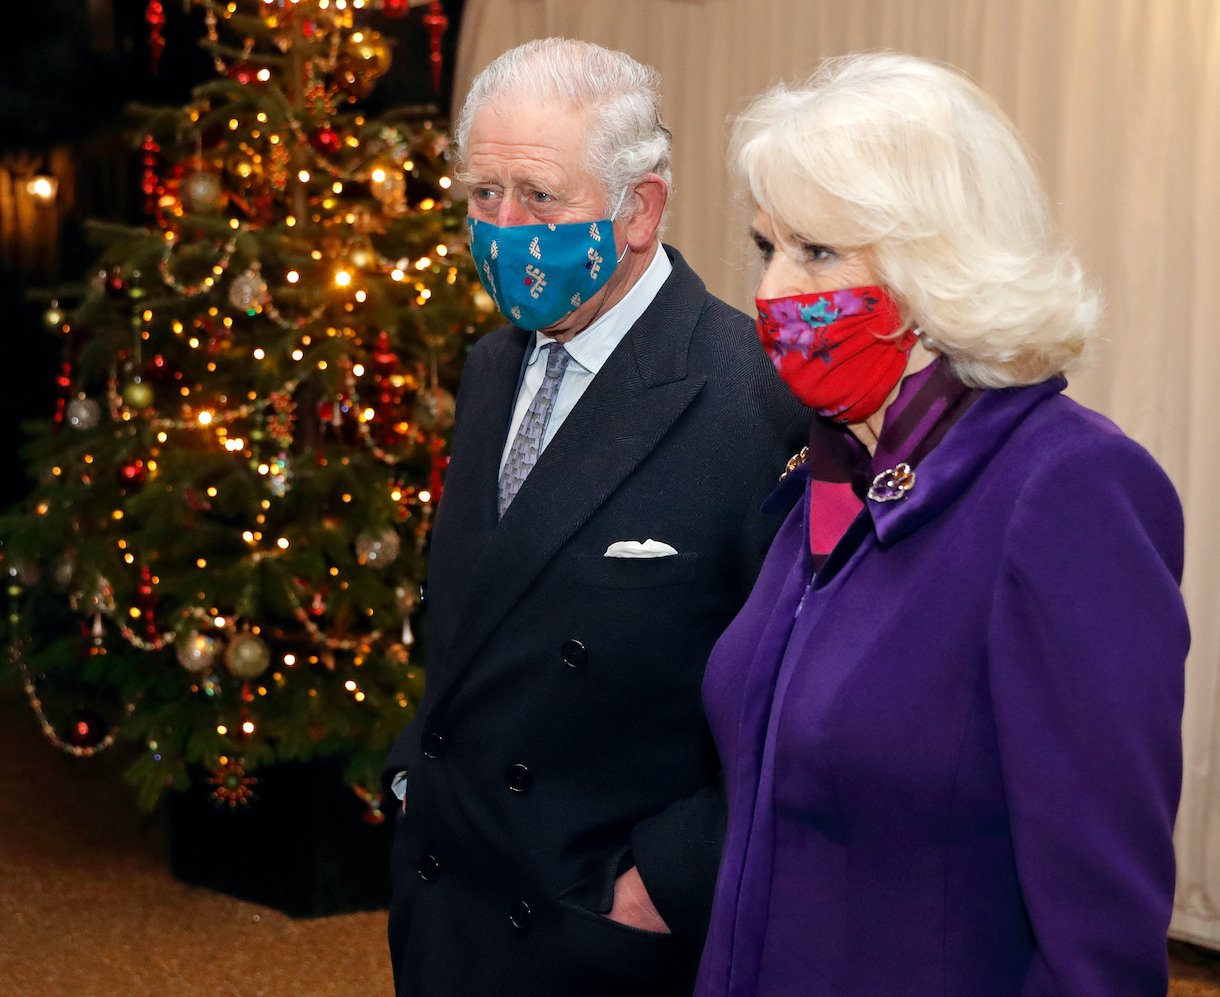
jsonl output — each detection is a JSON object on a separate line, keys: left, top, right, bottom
{"left": 498, "top": 342, "right": 572, "bottom": 517}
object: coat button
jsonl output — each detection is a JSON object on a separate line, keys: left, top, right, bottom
{"left": 560, "top": 639, "right": 588, "bottom": 669}
{"left": 418, "top": 854, "right": 440, "bottom": 882}
{"left": 505, "top": 763, "right": 532, "bottom": 793}
{"left": 510, "top": 900, "right": 532, "bottom": 930}
{"left": 423, "top": 731, "right": 447, "bottom": 759}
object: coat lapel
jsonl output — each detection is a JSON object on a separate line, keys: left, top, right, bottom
{"left": 428, "top": 248, "right": 709, "bottom": 706}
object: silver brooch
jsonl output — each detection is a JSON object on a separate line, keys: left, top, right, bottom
{"left": 868, "top": 462, "right": 916, "bottom": 503}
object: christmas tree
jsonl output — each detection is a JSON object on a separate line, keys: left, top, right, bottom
{"left": 1, "top": 0, "right": 494, "bottom": 814}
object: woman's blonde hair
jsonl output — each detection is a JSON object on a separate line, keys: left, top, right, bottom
{"left": 731, "top": 52, "right": 1099, "bottom": 387}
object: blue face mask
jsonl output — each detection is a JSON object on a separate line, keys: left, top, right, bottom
{"left": 467, "top": 198, "right": 628, "bottom": 330}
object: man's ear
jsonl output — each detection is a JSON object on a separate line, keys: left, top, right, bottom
{"left": 621, "top": 173, "right": 669, "bottom": 250}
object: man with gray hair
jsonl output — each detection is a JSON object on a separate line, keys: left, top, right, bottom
{"left": 383, "top": 38, "right": 807, "bottom": 996}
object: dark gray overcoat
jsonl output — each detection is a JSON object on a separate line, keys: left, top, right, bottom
{"left": 383, "top": 246, "right": 808, "bottom": 996}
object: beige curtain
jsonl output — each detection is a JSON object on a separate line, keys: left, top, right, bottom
{"left": 454, "top": 0, "right": 1220, "bottom": 948}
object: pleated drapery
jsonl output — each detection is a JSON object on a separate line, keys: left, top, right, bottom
{"left": 453, "top": 0, "right": 1220, "bottom": 949}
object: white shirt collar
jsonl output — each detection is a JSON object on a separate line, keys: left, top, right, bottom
{"left": 526, "top": 243, "right": 673, "bottom": 374}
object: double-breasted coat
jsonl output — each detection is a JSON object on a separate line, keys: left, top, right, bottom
{"left": 383, "top": 247, "right": 809, "bottom": 996}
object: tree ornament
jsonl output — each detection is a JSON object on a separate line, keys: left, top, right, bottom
{"left": 209, "top": 756, "right": 257, "bottom": 807}
{"left": 65, "top": 397, "right": 101, "bottom": 431}
{"left": 337, "top": 31, "right": 392, "bottom": 100}
{"left": 369, "top": 164, "right": 407, "bottom": 215}
{"left": 117, "top": 458, "right": 149, "bottom": 490}
{"left": 228, "top": 267, "right": 270, "bottom": 314}
{"left": 423, "top": 1, "right": 449, "bottom": 93}
{"left": 355, "top": 526, "right": 401, "bottom": 568}
{"left": 227, "top": 63, "right": 259, "bottom": 86}
{"left": 177, "top": 630, "right": 219, "bottom": 673}
{"left": 43, "top": 301, "right": 66, "bottom": 331}
{"left": 416, "top": 387, "right": 456, "bottom": 431}
{"left": 146, "top": 0, "right": 166, "bottom": 74}
{"left": 104, "top": 266, "right": 128, "bottom": 299}
{"left": 225, "top": 632, "right": 271, "bottom": 678}
{"left": 65, "top": 710, "right": 109, "bottom": 749}
{"left": 381, "top": 0, "right": 410, "bottom": 16}
{"left": 141, "top": 134, "right": 161, "bottom": 216}
{"left": 122, "top": 379, "right": 155, "bottom": 410}
{"left": 182, "top": 170, "right": 225, "bottom": 215}
{"left": 310, "top": 125, "right": 342, "bottom": 154}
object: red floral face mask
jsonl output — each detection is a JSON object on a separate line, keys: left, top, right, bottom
{"left": 755, "top": 285, "right": 916, "bottom": 423}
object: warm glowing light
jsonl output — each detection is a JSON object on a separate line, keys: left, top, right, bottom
{"left": 362, "top": 407, "right": 375, "bottom": 421}
{"left": 370, "top": 167, "right": 387, "bottom": 184}
{"left": 391, "top": 268, "right": 405, "bottom": 281}
{"left": 286, "top": 270, "right": 300, "bottom": 283}
{"left": 112, "top": 509, "right": 123, "bottom": 521}
{"left": 257, "top": 69, "right": 271, "bottom": 82}
{"left": 214, "top": 617, "right": 227, "bottom": 628}
{"left": 197, "top": 411, "right": 213, "bottom": 426}
{"left": 345, "top": 680, "right": 357, "bottom": 691}
{"left": 439, "top": 176, "right": 452, "bottom": 190}
{"left": 157, "top": 432, "right": 168, "bottom": 443}
{"left": 242, "top": 720, "right": 255, "bottom": 734}
{"left": 129, "top": 607, "right": 141, "bottom": 619}
{"left": 334, "top": 270, "right": 352, "bottom": 287}
{"left": 297, "top": 170, "right": 311, "bottom": 183}
{"left": 390, "top": 488, "right": 403, "bottom": 501}
{"left": 123, "top": 553, "right": 135, "bottom": 564}
{"left": 419, "top": 490, "right": 432, "bottom": 503}
{"left": 196, "top": 558, "right": 207, "bottom": 568}
{"left": 352, "top": 364, "right": 365, "bottom": 376}
{"left": 253, "top": 348, "right": 265, "bottom": 360}
{"left": 317, "top": 360, "right": 328, "bottom": 371}
{"left": 26, "top": 176, "right": 58, "bottom": 201}
{"left": 436, "top": 244, "right": 448, "bottom": 256}
{"left": 332, "top": 181, "right": 343, "bottom": 193}
{"left": 206, "top": 486, "right": 218, "bottom": 497}
{"left": 258, "top": 463, "right": 270, "bottom": 475}
{"left": 292, "top": 349, "right": 304, "bottom": 361}
{"left": 217, "top": 724, "right": 228, "bottom": 735}
{"left": 419, "top": 198, "right": 436, "bottom": 210}
{"left": 284, "top": 654, "right": 296, "bottom": 666}
{"left": 242, "top": 531, "right": 255, "bottom": 542}
{"left": 419, "top": 289, "right": 432, "bottom": 301}
{"left": 277, "top": 537, "right": 289, "bottom": 550}
{"left": 341, "top": 493, "right": 353, "bottom": 503}
{"left": 355, "top": 290, "right": 367, "bottom": 302}
{"left": 415, "top": 257, "right": 431, "bottom": 269}
{"left": 286, "top": 216, "right": 296, "bottom": 227}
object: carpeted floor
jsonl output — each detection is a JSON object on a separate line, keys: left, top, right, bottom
{"left": 1, "top": 687, "right": 1218, "bottom": 996}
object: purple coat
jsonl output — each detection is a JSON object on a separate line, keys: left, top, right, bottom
{"left": 697, "top": 377, "right": 1189, "bottom": 996}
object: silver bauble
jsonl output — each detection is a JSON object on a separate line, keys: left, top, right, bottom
{"left": 355, "top": 527, "right": 401, "bottom": 568}
{"left": 228, "top": 268, "right": 269, "bottom": 314}
{"left": 225, "top": 632, "right": 271, "bottom": 679}
{"left": 65, "top": 397, "right": 101, "bottom": 431}
{"left": 177, "top": 631, "right": 219, "bottom": 673}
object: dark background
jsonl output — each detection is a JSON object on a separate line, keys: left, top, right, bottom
{"left": 0, "top": 0, "right": 465, "bottom": 509}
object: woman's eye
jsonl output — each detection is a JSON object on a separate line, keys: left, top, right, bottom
{"left": 752, "top": 236, "right": 775, "bottom": 263}
{"left": 801, "top": 243, "right": 834, "bottom": 263}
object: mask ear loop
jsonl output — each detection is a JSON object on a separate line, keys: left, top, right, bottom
{"left": 609, "top": 184, "right": 633, "bottom": 263}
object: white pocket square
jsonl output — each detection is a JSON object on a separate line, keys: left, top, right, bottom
{"left": 603, "top": 539, "right": 679, "bottom": 559}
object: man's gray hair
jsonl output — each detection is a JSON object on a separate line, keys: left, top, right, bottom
{"left": 454, "top": 38, "right": 672, "bottom": 217}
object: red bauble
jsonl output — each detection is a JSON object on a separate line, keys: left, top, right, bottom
{"left": 65, "top": 710, "right": 108, "bottom": 749}
{"left": 310, "top": 126, "right": 342, "bottom": 154}
{"left": 382, "top": 0, "right": 410, "bottom": 16}
{"left": 228, "top": 63, "right": 258, "bottom": 85}
{"left": 117, "top": 458, "right": 148, "bottom": 490}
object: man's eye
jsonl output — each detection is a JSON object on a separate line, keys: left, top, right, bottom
{"left": 472, "top": 186, "right": 499, "bottom": 201}
{"left": 529, "top": 190, "right": 555, "bottom": 203}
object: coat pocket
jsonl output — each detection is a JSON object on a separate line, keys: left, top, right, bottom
{"left": 572, "top": 551, "right": 703, "bottom": 590}
{"left": 555, "top": 898, "right": 692, "bottom": 984}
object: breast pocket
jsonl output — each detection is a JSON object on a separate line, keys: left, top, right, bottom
{"left": 571, "top": 552, "right": 704, "bottom": 590}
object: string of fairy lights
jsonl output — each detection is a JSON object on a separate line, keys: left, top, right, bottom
{"left": 6, "top": 0, "right": 482, "bottom": 809}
